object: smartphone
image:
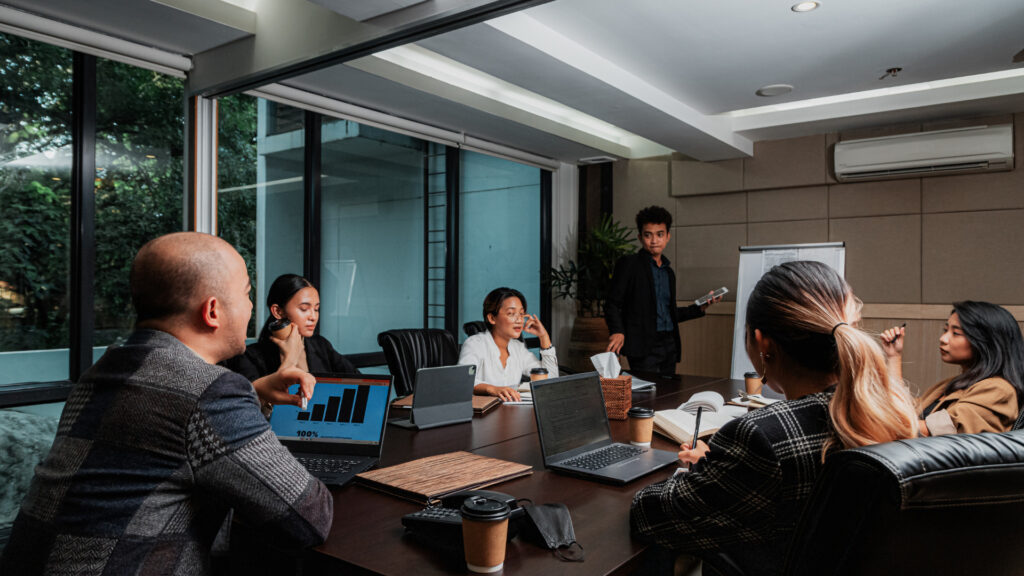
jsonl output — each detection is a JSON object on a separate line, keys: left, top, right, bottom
{"left": 694, "top": 286, "right": 728, "bottom": 306}
{"left": 269, "top": 317, "right": 291, "bottom": 332}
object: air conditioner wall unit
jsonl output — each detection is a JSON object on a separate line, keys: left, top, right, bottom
{"left": 833, "top": 124, "right": 1013, "bottom": 182}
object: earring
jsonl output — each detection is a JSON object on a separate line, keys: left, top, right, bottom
{"left": 760, "top": 352, "right": 771, "bottom": 385}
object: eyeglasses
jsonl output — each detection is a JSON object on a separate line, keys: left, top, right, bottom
{"left": 503, "top": 312, "right": 527, "bottom": 322}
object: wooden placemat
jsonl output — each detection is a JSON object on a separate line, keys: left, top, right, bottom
{"left": 355, "top": 451, "right": 532, "bottom": 503}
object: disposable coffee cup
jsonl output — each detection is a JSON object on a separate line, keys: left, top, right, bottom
{"left": 628, "top": 406, "right": 655, "bottom": 447}
{"left": 461, "top": 496, "right": 510, "bottom": 573}
{"left": 743, "top": 371, "right": 762, "bottom": 395}
{"left": 529, "top": 367, "right": 549, "bottom": 381}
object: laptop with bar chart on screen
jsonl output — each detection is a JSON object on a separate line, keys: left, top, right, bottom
{"left": 269, "top": 373, "right": 393, "bottom": 487}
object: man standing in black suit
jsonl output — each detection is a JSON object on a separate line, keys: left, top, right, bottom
{"left": 605, "top": 205, "right": 719, "bottom": 378}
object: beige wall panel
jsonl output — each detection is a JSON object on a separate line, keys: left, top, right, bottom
{"left": 674, "top": 224, "right": 746, "bottom": 302}
{"left": 678, "top": 313, "right": 734, "bottom": 378}
{"left": 830, "top": 214, "right": 921, "bottom": 303}
{"left": 747, "top": 186, "right": 828, "bottom": 222}
{"left": 675, "top": 192, "right": 747, "bottom": 226}
{"left": 744, "top": 134, "right": 828, "bottom": 190}
{"left": 747, "top": 219, "right": 829, "bottom": 246}
{"left": 672, "top": 159, "right": 744, "bottom": 197}
{"left": 921, "top": 169, "right": 1024, "bottom": 213}
{"left": 613, "top": 159, "right": 670, "bottom": 234}
{"left": 922, "top": 210, "right": 1024, "bottom": 304}
{"left": 829, "top": 179, "right": 921, "bottom": 218}
{"left": 825, "top": 133, "right": 839, "bottom": 184}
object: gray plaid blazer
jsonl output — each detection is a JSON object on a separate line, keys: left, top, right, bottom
{"left": 631, "top": 390, "right": 836, "bottom": 576}
{"left": 1, "top": 329, "right": 333, "bottom": 575}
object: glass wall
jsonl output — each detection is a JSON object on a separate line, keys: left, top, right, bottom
{"left": 458, "top": 150, "right": 541, "bottom": 339}
{"left": 218, "top": 96, "right": 305, "bottom": 338}
{"left": 319, "top": 119, "right": 425, "bottom": 353}
{"left": 0, "top": 33, "right": 73, "bottom": 384}
{"left": 93, "top": 59, "right": 184, "bottom": 348}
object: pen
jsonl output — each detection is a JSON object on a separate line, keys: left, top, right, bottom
{"left": 888, "top": 322, "right": 907, "bottom": 345}
{"left": 691, "top": 406, "right": 703, "bottom": 450}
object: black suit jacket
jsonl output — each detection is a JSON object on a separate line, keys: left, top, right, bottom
{"left": 605, "top": 249, "right": 704, "bottom": 361}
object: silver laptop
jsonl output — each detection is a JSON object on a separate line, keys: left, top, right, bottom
{"left": 389, "top": 364, "right": 475, "bottom": 430}
{"left": 530, "top": 372, "right": 678, "bottom": 485}
{"left": 269, "top": 373, "right": 392, "bottom": 486}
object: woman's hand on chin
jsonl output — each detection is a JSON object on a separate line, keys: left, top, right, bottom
{"left": 271, "top": 324, "right": 304, "bottom": 367}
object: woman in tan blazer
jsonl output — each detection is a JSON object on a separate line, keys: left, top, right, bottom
{"left": 883, "top": 301, "right": 1024, "bottom": 435}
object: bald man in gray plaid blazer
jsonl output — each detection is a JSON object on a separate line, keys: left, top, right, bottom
{"left": 2, "top": 233, "right": 331, "bottom": 575}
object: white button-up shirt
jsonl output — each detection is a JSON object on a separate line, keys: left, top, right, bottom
{"left": 457, "top": 331, "right": 559, "bottom": 388}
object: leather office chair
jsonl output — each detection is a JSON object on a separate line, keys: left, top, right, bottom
{"left": 782, "top": 430, "right": 1024, "bottom": 576}
{"left": 700, "top": 430, "right": 1024, "bottom": 576}
{"left": 463, "top": 321, "right": 487, "bottom": 338}
{"left": 377, "top": 329, "right": 459, "bottom": 397}
{"left": 1013, "top": 407, "right": 1024, "bottom": 431}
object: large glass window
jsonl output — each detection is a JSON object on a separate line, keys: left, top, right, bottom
{"left": 319, "top": 119, "right": 425, "bottom": 353}
{"left": 459, "top": 150, "right": 541, "bottom": 337}
{"left": 218, "top": 97, "right": 305, "bottom": 338}
{"left": 0, "top": 33, "right": 73, "bottom": 384}
{"left": 93, "top": 59, "right": 184, "bottom": 349}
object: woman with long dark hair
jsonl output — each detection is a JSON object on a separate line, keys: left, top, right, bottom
{"left": 225, "top": 274, "right": 357, "bottom": 402}
{"left": 631, "top": 261, "right": 917, "bottom": 574}
{"left": 883, "top": 301, "right": 1023, "bottom": 435}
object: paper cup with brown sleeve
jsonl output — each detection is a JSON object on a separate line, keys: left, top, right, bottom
{"left": 627, "top": 406, "right": 655, "bottom": 447}
{"left": 461, "top": 496, "right": 510, "bottom": 573}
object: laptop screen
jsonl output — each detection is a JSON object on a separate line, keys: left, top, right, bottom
{"left": 270, "top": 374, "right": 392, "bottom": 445}
{"left": 532, "top": 372, "right": 611, "bottom": 457}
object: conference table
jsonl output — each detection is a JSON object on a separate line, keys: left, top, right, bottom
{"left": 303, "top": 374, "right": 743, "bottom": 575}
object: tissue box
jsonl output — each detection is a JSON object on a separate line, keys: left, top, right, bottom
{"left": 600, "top": 375, "right": 632, "bottom": 420}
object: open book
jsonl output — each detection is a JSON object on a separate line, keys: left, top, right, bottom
{"left": 653, "top": 391, "right": 750, "bottom": 445}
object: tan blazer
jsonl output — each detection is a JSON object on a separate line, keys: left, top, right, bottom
{"left": 916, "top": 376, "right": 1018, "bottom": 435}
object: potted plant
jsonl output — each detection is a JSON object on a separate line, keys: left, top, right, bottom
{"left": 549, "top": 215, "right": 635, "bottom": 372}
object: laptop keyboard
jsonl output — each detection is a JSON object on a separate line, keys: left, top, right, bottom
{"left": 563, "top": 444, "right": 645, "bottom": 470}
{"left": 297, "top": 456, "right": 360, "bottom": 474}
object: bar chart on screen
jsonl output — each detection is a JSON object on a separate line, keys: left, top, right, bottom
{"left": 296, "top": 386, "right": 371, "bottom": 423}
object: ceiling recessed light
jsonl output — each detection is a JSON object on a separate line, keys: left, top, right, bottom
{"left": 791, "top": 2, "right": 819, "bottom": 12}
{"left": 756, "top": 84, "right": 794, "bottom": 97}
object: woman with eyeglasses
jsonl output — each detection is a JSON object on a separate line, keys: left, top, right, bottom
{"left": 882, "top": 301, "right": 1024, "bottom": 435}
{"left": 457, "top": 287, "right": 559, "bottom": 401}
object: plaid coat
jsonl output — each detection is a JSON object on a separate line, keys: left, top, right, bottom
{"left": 1, "top": 329, "right": 333, "bottom": 575}
{"left": 631, "top": 390, "right": 836, "bottom": 576}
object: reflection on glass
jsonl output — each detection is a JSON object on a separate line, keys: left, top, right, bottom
{"left": 217, "top": 94, "right": 260, "bottom": 337}
{"left": 0, "top": 33, "right": 72, "bottom": 384}
{"left": 93, "top": 59, "right": 184, "bottom": 348}
{"left": 219, "top": 97, "right": 305, "bottom": 336}
{"left": 459, "top": 150, "right": 541, "bottom": 340}
{"left": 320, "top": 118, "right": 426, "bottom": 353}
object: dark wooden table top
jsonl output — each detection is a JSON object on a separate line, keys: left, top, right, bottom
{"left": 308, "top": 373, "right": 734, "bottom": 575}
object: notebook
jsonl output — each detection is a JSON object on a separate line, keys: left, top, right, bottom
{"left": 530, "top": 372, "right": 679, "bottom": 485}
{"left": 389, "top": 364, "right": 476, "bottom": 430}
{"left": 269, "top": 373, "right": 393, "bottom": 487}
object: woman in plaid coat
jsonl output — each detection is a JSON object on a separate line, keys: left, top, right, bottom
{"left": 630, "top": 261, "right": 918, "bottom": 576}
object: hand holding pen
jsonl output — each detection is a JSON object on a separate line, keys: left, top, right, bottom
{"left": 677, "top": 406, "right": 709, "bottom": 465}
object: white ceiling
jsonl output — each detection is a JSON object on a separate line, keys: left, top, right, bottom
{"left": 4, "top": 0, "right": 1024, "bottom": 163}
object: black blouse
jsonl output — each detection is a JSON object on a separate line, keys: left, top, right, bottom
{"left": 224, "top": 334, "right": 359, "bottom": 380}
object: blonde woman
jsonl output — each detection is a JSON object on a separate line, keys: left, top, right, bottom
{"left": 631, "top": 261, "right": 917, "bottom": 575}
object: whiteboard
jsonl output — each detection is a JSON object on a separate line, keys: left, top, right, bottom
{"left": 729, "top": 243, "right": 846, "bottom": 380}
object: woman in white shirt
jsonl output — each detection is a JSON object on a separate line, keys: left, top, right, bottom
{"left": 458, "top": 287, "right": 559, "bottom": 401}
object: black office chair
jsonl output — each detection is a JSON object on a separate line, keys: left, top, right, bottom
{"left": 463, "top": 321, "right": 488, "bottom": 338}
{"left": 781, "top": 430, "right": 1024, "bottom": 576}
{"left": 701, "top": 430, "right": 1024, "bottom": 576}
{"left": 1013, "top": 406, "right": 1024, "bottom": 431}
{"left": 377, "top": 328, "right": 459, "bottom": 397}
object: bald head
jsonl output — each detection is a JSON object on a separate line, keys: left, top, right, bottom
{"left": 131, "top": 232, "right": 237, "bottom": 324}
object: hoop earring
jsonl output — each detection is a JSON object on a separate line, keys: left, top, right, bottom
{"left": 760, "top": 352, "right": 771, "bottom": 385}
